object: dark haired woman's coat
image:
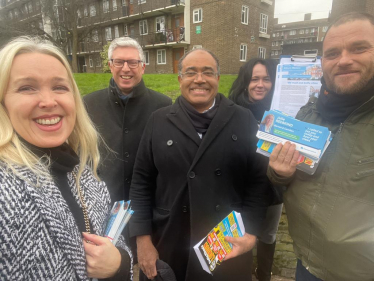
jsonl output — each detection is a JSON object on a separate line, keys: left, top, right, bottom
{"left": 130, "top": 94, "right": 271, "bottom": 281}
{"left": 0, "top": 164, "right": 131, "bottom": 280}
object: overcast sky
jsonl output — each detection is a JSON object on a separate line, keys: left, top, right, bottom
{"left": 274, "top": 0, "right": 333, "bottom": 23}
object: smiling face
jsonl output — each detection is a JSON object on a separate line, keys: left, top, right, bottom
{"left": 322, "top": 20, "right": 374, "bottom": 95}
{"left": 247, "top": 63, "right": 272, "bottom": 102}
{"left": 109, "top": 46, "right": 145, "bottom": 95}
{"left": 4, "top": 53, "right": 76, "bottom": 148}
{"left": 178, "top": 50, "right": 220, "bottom": 112}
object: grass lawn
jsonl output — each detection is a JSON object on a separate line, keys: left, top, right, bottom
{"left": 74, "top": 73, "right": 238, "bottom": 101}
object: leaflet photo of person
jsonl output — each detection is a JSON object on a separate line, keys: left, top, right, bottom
{"left": 260, "top": 114, "right": 275, "bottom": 133}
{"left": 229, "top": 58, "right": 282, "bottom": 281}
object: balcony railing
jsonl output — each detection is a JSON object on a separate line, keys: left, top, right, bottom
{"left": 133, "top": 27, "right": 186, "bottom": 46}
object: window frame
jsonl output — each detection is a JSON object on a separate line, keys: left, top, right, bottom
{"left": 89, "top": 56, "right": 94, "bottom": 67}
{"left": 90, "top": 4, "right": 96, "bottom": 17}
{"left": 157, "top": 49, "right": 166, "bottom": 65}
{"left": 155, "top": 16, "right": 166, "bottom": 33}
{"left": 259, "top": 13, "right": 268, "bottom": 34}
{"left": 113, "top": 0, "right": 118, "bottom": 11}
{"left": 258, "top": 47, "right": 266, "bottom": 59}
{"left": 193, "top": 8, "right": 202, "bottom": 23}
{"left": 114, "top": 25, "right": 119, "bottom": 38}
{"left": 103, "top": 0, "right": 109, "bottom": 13}
{"left": 139, "top": 19, "right": 148, "bottom": 35}
{"left": 241, "top": 5, "right": 249, "bottom": 25}
{"left": 144, "top": 50, "right": 150, "bottom": 65}
{"left": 240, "top": 44, "right": 247, "bottom": 62}
{"left": 105, "top": 27, "right": 112, "bottom": 41}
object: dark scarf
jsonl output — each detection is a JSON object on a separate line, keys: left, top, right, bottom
{"left": 236, "top": 91, "right": 271, "bottom": 122}
{"left": 316, "top": 76, "right": 374, "bottom": 124}
{"left": 24, "top": 141, "right": 89, "bottom": 233}
{"left": 178, "top": 94, "right": 220, "bottom": 137}
{"left": 109, "top": 77, "right": 132, "bottom": 101}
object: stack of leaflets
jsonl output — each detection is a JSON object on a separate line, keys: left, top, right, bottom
{"left": 256, "top": 110, "right": 332, "bottom": 175}
{"left": 104, "top": 200, "right": 134, "bottom": 245}
{"left": 194, "top": 211, "right": 245, "bottom": 275}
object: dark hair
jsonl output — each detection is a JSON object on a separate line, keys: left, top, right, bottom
{"left": 324, "top": 12, "right": 374, "bottom": 42}
{"left": 178, "top": 48, "right": 220, "bottom": 75}
{"left": 228, "top": 58, "right": 276, "bottom": 104}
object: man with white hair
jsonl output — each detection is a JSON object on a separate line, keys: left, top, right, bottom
{"left": 84, "top": 37, "right": 171, "bottom": 204}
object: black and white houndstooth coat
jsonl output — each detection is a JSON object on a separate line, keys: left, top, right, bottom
{"left": 0, "top": 163, "right": 132, "bottom": 280}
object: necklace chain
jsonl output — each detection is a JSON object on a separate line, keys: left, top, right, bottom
{"left": 72, "top": 171, "right": 91, "bottom": 234}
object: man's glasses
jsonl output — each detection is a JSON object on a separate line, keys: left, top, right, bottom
{"left": 110, "top": 59, "right": 143, "bottom": 68}
{"left": 179, "top": 71, "right": 218, "bottom": 80}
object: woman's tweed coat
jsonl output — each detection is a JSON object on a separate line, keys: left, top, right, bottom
{"left": 0, "top": 163, "right": 132, "bottom": 280}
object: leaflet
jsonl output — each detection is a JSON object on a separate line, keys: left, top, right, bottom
{"left": 194, "top": 211, "right": 245, "bottom": 275}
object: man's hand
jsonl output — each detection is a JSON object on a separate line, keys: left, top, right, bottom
{"left": 82, "top": 232, "right": 121, "bottom": 278}
{"left": 269, "top": 142, "right": 300, "bottom": 178}
{"left": 224, "top": 233, "right": 257, "bottom": 261}
{"left": 137, "top": 235, "right": 159, "bottom": 280}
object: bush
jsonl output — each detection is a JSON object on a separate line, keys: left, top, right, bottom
{"left": 100, "top": 42, "right": 111, "bottom": 73}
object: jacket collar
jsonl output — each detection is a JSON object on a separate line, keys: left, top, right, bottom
{"left": 108, "top": 78, "right": 147, "bottom": 105}
{"left": 167, "top": 93, "right": 236, "bottom": 167}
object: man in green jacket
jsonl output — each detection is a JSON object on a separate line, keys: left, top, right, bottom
{"left": 268, "top": 12, "right": 374, "bottom": 281}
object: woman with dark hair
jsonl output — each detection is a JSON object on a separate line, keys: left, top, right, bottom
{"left": 229, "top": 58, "right": 282, "bottom": 281}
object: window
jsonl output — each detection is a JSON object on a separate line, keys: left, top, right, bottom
{"left": 305, "top": 29, "right": 309, "bottom": 34}
{"left": 272, "top": 33, "right": 275, "bottom": 37}
{"left": 272, "top": 41, "right": 275, "bottom": 46}
{"left": 84, "top": 5, "right": 88, "bottom": 17}
{"left": 258, "top": 47, "right": 266, "bottom": 59}
{"left": 193, "top": 8, "right": 202, "bottom": 23}
{"left": 299, "top": 29, "right": 304, "bottom": 34}
{"left": 77, "top": 9, "right": 82, "bottom": 18}
{"left": 156, "top": 16, "right": 165, "bottom": 33}
{"left": 8, "top": 10, "right": 13, "bottom": 20}
{"left": 90, "top": 4, "right": 96, "bottom": 16}
{"left": 275, "top": 50, "right": 278, "bottom": 55}
{"left": 241, "top": 5, "right": 249, "bottom": 25}
{"left": 276, "top": 32, "right": 279, "bottom": 37}
{"left": 311, "top": 28, "right": 316, "bottom": 34}
{"left": 96, "top": 56, "right": 102, "bottom": 67}
{"left": 276, "top": 41, "right": 278, "bottom": 46}
{"left": 240, "top": 44, "right": 247, "bottom": 61}
{"left": 105, "top": 27, "right": 112, "bottom": 40}
{"left": 144, "top": 50, "right": 149, "bottom": 65}
{"left": 92, "top": 30, "right": 99, "bottom": 42}
{"left": 89, "top": 56, "right": 93, "bottom": 67}
{"left": 271, "top": 51, "right": 275, "bottom": 56}
{"left": 259, "top": 13, "right": 268, "bottom": 34}
{"left": 14, "top": 9, "right": 20, "bottom": 18}
{"left": 289, "top": 30, "right": 296, "bottom": 35}
{"left": 280, "top": 41, "right": 283, "bottom": 45}
{"left": 321, "top": 36, "right": 324, "bottom": 41}
{"left": 138, "top": 0, "right": 146, "bottom": 3}
{"left": 103, "top": 0, "right": 109, "bottom": 13}
{"left": 157, "top": 49, "right": 166, "bottom": 64}
{"left": 139, "top": 20, "right": 148, "bottom": 35}
{"left": 38, "top": 20, "right": 43, "bottom": 29}
{"left": 21, "top": 3, "right": 28, "bottom": 14}
{"left": 113, "top": 0, "right": 117, "bottom": 11}
{"left": 193, "top": 45, "right": 203, "bottom": 49}
{"left": 124, "top": 24, "right": 128, "bottom": 36}
{"left": 322, "top": 26, "right": 328, "bottom": 32}
{"left": 114, "top": 25, "right": 119, "bottom": 38}
{"left": 304, "top": 49, "right": 318, "bottom": 56}
{"left": 281, "top": 31, "right": 284, "bottom": 36}
{"left": 122, "top": 0, "right": 127, "bottom": 5}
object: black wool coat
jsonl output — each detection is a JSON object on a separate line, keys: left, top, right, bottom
{"left": 84, "top": 79, "right": 171, "bottom": 202}
{"left": 130, "top": 94, "right": 270, "bottom": 281}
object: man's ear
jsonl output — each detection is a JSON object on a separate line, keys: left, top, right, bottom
{"left": 178, "top": 75, "right": 182, "bottom": 88}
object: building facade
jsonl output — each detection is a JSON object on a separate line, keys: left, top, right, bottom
{"left": 271, "top": 16, "right": 329, "bottom": 60}
{"left": 0, "top": 0, "right": 274, "bottom": 74}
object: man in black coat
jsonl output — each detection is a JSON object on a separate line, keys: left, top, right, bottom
{"left": 84, "top": 37, "right": 171, "bottom": 203}
{"left": 130, "top": 49, "right": 270, "bottom": 281}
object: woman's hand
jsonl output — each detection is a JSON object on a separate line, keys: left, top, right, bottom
{"left": 269, "top": 142, "right": 300, "bottom": 178}
{"left": 82, "top": 232, "right": 121, "bottom": 278}
{"left": 224, "top": 233, "right": 257, "bottom": 261}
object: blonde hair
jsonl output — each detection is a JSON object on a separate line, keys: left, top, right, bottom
{"left": 0, "top": 36, "right": 100, "bottom": 183}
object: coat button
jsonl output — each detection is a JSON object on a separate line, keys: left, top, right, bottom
{"left": 232, "top": 134, "right": 238, "bottom": 141}
{"left": 124, "top": 128, "right": 129, "bottom": 134}
{"left": 182, "top": 206, "right": 188, "bottom": 213}
{"left": 215, "top": 169, "right": 222, "bottom": 176}
{"left": 189, "top": 171, "right": 195, "bottom": 179}
{"left": 215, "top": 205, "right": 221, "bottom": 211}
{"left": 124, "top": 152, "right": 129, "bottom": 158}
{"left": 167, "top": 140, "right": 173, "bottom": 146}
{"left": 115, "top": 101, "right": 119, "bottom": 105}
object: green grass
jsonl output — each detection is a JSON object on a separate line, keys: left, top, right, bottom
{"left": 74, "top": 73, "right": 237, "bottom": 101}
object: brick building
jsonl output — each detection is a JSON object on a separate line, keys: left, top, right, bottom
{"left": 0, "top": 0, "right": 274, "bottom": 74}
{"left": 271, "top": 15, "right": 329, "bottom": 60}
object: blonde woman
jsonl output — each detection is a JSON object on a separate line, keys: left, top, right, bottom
{"left": 0, "top": 37, "right": 131, "bottom": 280}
